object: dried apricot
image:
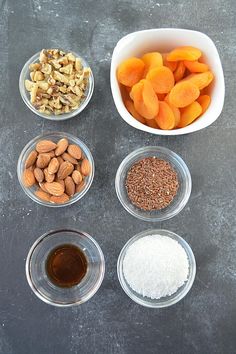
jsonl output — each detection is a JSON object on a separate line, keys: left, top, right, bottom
{"left": 130, "top": 79, "right": 159, "bottom": 119}
{"left": 145, "top": 118, "right": 159, "bottom": 128}
{"left": 167, "top": 46, "right": 202, "bottom": 61}
{"left": 125, "top": 99, "right": 146, "bottom": 124}
{"left": 146, "top": 66, "right": 175, "bottom": 94}
{"left": 197, "top": 95, "right": 211, "bottom": 114}
{"left": 117, "top": 57, "right": 145, "bottom": 87}
{"left": 183, "top": 71, "right": 214, "bottom": 90}
{"left": 184, "top": 60, "right": 208, "bottom": 73}
{"left": 174, "top": 61, "right": 186, "bottom": 82}
{"left": 169, "top": 81, "right": 200, "bottom": 108}
{"left": 162, "top": 53, "right": 177, "bottom": 72}
{"left": 142, "top": 52, "right": 163, "bottom": 76}
{"left": 155, "top": 101, "right": 175, "bottom": 130}
{"left": 178, "top": 101, "right": 202, "bottom": 128}
{"left": 164, "top": 95, "right": 180, "bottom": 127}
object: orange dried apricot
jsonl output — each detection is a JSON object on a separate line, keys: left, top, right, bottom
{"left": 169, "top": 81, "right": 200, "bottom": 108}
{"left": 142, "top": 52, "right": 163, "bottom": 76}
{"left": 117, "top": 57, "right": 145, "bottom": 87}
{"left": 178, "top": 101, "right": 202, "bottom": 128}
{"left": 167, "top": 46, "right": 202, "bottom": 61}
{"left": 164, "top": 95, "right": 180, "bottom": 127}
{"left": 174, "top": 61, "right": 186, "bottom": 82}
{"left": 145, "top": 118, "right": 159, "bottom": 128}
{"left": 130, "top": 79, "right": 159, "bottom": 119}
{"left": 155, "top": 101, "right": 175, "bottom": 130}
{"left": 184, "top": 71, "right": 214, "bottom": 90}
{"left": 197, "top": 95, "right": 211, "bottom": 114}
{"left": 146, "top": 66, "right": 175, "bottom": 94}
{"left": 125, "top": 99, "right": 146, "bottom": 124}
{"left": 184, "top": 60, "right": 208, "bottom": 73}
{"left": 162, "top": 53, "right": 177, "bottom": 72}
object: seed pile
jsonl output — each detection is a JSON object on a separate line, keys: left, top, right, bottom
{"left": 125, "top": 157, "right": 179, "bottom": 211}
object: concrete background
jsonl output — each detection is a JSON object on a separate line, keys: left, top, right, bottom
{"left": 0, "top": 0, "right": 235, "bottom": 353}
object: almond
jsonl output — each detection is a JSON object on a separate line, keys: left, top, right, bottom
{"left": 55, "top": 138, "right": 68, "bottom": 156}
{"left": 55, "top": 176, "right": 65, "bottom": 189}
{"left": 44, "top": 182, "right": 64, "bottom": 196}
{"left": 48, "top": 157, "right": 59, "bottom": 174}
{"left": 36, "top": 153, "right": 51, "bottom": 168}
{"left": 23, "top": 169, "right": 36, "bottom": 187}
{"left": 81, "top": 159, "right": 91, "bottom": 176}
{"left": 25, "top": 150, "right": 38, "bottom": 168}
{"left": 57, "top": 156, "right": 64, "bottom": 165}
{"left": 36, "top": 140, "right": 57, "bottom": 153}
{"left": 67, "top": 144, "right": 82, "bottom": 160}
{"left": 75, "top": 180, "right": 86, "bottom": 194}
{"left": 62, "top": 152, "right": 78, "bottom": 165}
{"left": 72, "top": 170, "right": 83, "bottom": 185}
{"left": 44, "top": 168, "right": 55, "bottom": 183}
{"left": 65, "top": 176, "right": 75, "bottom": 196}
{"left": 47, "top": 150, "right": 55, "bottom": 158}
{"left": 50, "top": 193, "right": 70, "bottom": 204}
{"left": 57, "top": 161, "right": 74, "bottom": 180}
{"left": 34, "top": 167, "right": 44, "bottom": 183}
{"left": 39, "top": 182, "right": 48, "bottom": 193}
{"left": 35, "top": 189, "right": 51, "bottom": 202}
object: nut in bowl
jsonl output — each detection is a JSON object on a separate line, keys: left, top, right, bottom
{"left": 110, "top": 28, "right": 225, "bottom": 135}
{"left": 19, "top": 49, "right": 94, "bottom": 120}
{"left": 17, "top": 132, "right": 94, "bottom": 207}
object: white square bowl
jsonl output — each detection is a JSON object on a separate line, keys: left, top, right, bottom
{"left": 110, "top": 28, "right": 225, "bottom": 135}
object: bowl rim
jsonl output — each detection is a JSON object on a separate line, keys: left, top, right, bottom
{"left": 17, "top": 131, "right": 95, "bottom": 207}
{"left": 110, "top": 28, "right": 225, "bottom": 135}
{"left": 25, "top": 228, "right": 105, "bottom": 307}
{"left": 117, "top": 228, "right": 196, "bottom": 308}
{"left": 19, "top": 49, "right": 94, "bottom": 121}
{"left": 115, "top": 146, "right": 192, "bottom": 221}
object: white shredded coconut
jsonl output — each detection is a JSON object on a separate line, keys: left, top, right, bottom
{"left": 123, "top": 235, "right": 189, "bottom": 299}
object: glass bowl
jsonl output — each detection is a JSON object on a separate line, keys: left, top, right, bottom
{"left": 19, "top": 50, "right": 94, "bottom": 121}
{"left": 17, "top": 131, "right": 95, "bottom": 207}
{"left": 117, "top": 229, "right": 196, "bottom": 308}
{"left": 115, "top": 146, "right": 191, "bottom": 222}
{"left": 26, "top": 229, "right": 105, "bottom": 307}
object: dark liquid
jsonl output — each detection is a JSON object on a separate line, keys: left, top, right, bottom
{"left": 46, "top": 244, "right": 87, "bottom": 288}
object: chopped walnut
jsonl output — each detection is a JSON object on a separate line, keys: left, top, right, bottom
{"left": 25, "top": 48, "right": 90, "bottom": 115}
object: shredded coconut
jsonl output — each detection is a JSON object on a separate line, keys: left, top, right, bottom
{"left": 123, "top": 235, "right": 189, "bottom": 299}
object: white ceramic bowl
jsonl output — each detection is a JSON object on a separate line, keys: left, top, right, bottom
{"left": 110, "top": 28, "right": 225, "bottom": 135}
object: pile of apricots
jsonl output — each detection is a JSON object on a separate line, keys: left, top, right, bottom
{"left": 117, "top": 46, "right": 214, "bottom": 130}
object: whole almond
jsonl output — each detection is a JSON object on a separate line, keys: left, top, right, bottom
{"left": 39, "top": 182, "right": 48, "bottom": 193}
{"left": 62, "top": 152, "right": 78, "bottom": 165}
{"left": 48, "top": 157, "right": 59, "bottom": 174}
{"left": 67, "top": 144, "right": 82, "bottom": 160}
{"left": 34, "top": 167, "right": 44, "bottom": 183}
{"left": 44, "top": 182, "right": 64, "bottom": 196}
{"left": 23, "top": 169, "right": 36, "bottom": 187}
{"left": 75, "top": 180, "right": 86, "bottom": 194}
{"left": 47, "top": 150, "right": 55, "bottom": 158}
{"left": 57, "top": 156, "right": 64, "bottom": 165}
{"left": 57, "top": 161, "right": 74, "bottom": 180}
{"left": 35, "top": 189, "right": 51, "bottom": 202}
{"left": 55, "top": 176, "right": 65, "bottom": 189}
{"left": 55, "top": 138, "right": 68, "bottom": 156}
{"left": 72, "top": 170, "right": 83, "bottom": 185}
{"left": 36, "top": 153, "right": 51, "bottom": 168}
{"left": 25, "top": 150, "right": 38, "bottom": 168}
{"left": 50, "top": 193, "right": 70, "bottom": 204}
{"left": 36, "top": 140, "right": 57, "bottom": 153}
{"left": 44, "top": 168, "right": 55, "bottom": 183}
{"left": 65, "top": 176, "right": 75, "bottom": 196}
{"left": 81, "top": 159, "right": 91, "bottom": 176}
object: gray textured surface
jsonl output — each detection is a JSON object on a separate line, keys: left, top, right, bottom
{"left": 0, "top": 0, "right": 235, "bottom": 353}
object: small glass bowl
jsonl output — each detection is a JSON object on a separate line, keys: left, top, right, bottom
{"left": 26, "top": 229, "right": 105, "bottom": 307}
{"left": 17, "top": 131, "right": 95, "bottom": 207}
{"left": 19, "top": 50, "right": 94, "bottom": 121}
{"left": 117, "top": 229, "right": 196, "bottom": 308}
{"left": 115, "top": 146, "right": 192, "bottom": 222}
